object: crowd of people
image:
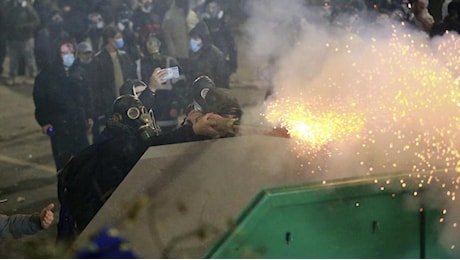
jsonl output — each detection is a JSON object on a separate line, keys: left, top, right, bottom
{"left": 1, "top": 0, "right": 460, "bottom": 256}
{"left": 1, "top": 0, "right": 243, "bottom": 252}
{"left": 0, "top": 0, "right": 241, "bottom": 172}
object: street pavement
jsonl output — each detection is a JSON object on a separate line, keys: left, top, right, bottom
{"left": 0, "top": 76, "right": 59, "bottom": 257}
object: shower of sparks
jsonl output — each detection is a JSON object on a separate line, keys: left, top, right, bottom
{"left": 265, "top": 98, "right": 365, "bottom": 150}
{"left": 263, "top": 25, "right": 460, "bottom": 176}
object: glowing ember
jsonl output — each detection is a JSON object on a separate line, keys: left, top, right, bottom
{"left": 265, "top": 98, "right": 365, "bottom": 150}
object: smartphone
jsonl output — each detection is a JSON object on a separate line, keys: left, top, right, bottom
{"left": 161, "top": 66, "right": 180, "bottom": 81}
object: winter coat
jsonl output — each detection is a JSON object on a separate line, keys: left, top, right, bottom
{"left": 33, "top": 61, "right": 93, "bottom": 133}
{"left": 90, "top": 49, "right": 137, "bottom": 118}
{"left": 4, "top": 1, "right": 40, "bottom": 41}
{"left": 0, "top": 214, "right": 42, "bottom": 239}
{"left": 162, "top": 4, "right": 190, "bottom": 59}
{"left": 181, "top": 21, "right": 229, "bottom": 88}
{"left": 203, "top": 15, "right": 238, "bottom": 73}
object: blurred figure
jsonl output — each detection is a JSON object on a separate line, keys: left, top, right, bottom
{"left": 162, "top": 0, "right": 199, "bottom": 59}
{"left": 0, "top": 203, "right": 54, "bottom": 239}
{"left": 116, "top": 4, "right": 142, "bottom": 62}
{"left": 90, "top": 25, "right": 137, "bottom": 141}
{"left": 183, "top": 75, "right": 242, "bottom": 137}
{"left": 34, "top": 9, "right": 72, "bottom": 71}
{"left": 86, "top": 13, "right": 105, "bottom": 53}
{"left": 180, "top": 21, "right": 229, "bottom": 88}
{"left": 410, "top": 0, "right": 435, "bottom": 32}
{"left": 140, "top": 33, "right": 187, "bottom": 116}
{"left": 4, "top": 0, "right": 40, "bottom": 85}
{"left": 202, "top": 0, "right": 238, "bottom": 86}
{"left": 76, "top": 41, "right": 94, "bottom": 66}
{"left": 430, "top": 1, "right": 460, "bottom": 37}
{"left": 58, "top": 0, "right": 91, "bottom": 42}
{"left": 442, "top": 0, "right": 453, "bottom": 20}
{"left": 132, "top": 0, "right": 162, "bottom": 33}
{"left": 33, "top": 42, "right": 93, "bottom": 170}
{"left": 0, "top": 1, "right": 7, "bottom": 77}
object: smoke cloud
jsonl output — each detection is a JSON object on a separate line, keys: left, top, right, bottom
{"left": 240, "top": 0, "right": 460, "bottom": 254}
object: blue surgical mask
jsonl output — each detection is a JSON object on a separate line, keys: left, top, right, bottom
{"left": 190, "top": 39, "right": 201, "bottom": 53}
{"left": 116, "top": 38, "right": 124, "bottom": 49}
{"left": 62, "top": 54, "right": 75, "bottom": 67}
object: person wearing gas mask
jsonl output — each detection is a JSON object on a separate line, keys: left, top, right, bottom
{"left": 138, "top": 33, "right": 187, "bottom": 129}
{"left": 4, "top": 0, "right": 40, "bottom": 85}
{"left": 33, "top": 42, "right": 94, "bottom": 171}
{"left": 56, "top": 87, "right": 234, "bottom": 244}
{"left": 183, "top": 75, "right": 243, "bottom": 137}
{"left": 179, "top": 21, "right": 229, "bottom": 88}
{"left": 89, "top": 25, "right": 137, "bottom": 142}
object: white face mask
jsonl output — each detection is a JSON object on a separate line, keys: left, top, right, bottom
{"left": 190, "top": 38, "right": 202, "bottom": 53}
{"left": 62, "top": 54, "right": 75, "bottom": 67}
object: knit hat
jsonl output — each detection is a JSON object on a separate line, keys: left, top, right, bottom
{"left": 77, "top": 42, "right": 93, "bottom": 54}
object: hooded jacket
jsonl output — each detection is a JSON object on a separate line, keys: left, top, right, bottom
{"left": 182, "top": 21, "right": 229, "bottom": 88}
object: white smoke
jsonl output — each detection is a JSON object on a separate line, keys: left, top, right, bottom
{"left": 240, "top": 0, "right": 460, "bottom": 255}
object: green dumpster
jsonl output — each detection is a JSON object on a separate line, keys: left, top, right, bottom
{"left": 205, "top": 171, "right": 460, "bottom": 258}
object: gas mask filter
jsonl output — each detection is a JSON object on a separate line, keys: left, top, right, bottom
{"left": 113, "top": 95, "right": 161, "bottom": 141}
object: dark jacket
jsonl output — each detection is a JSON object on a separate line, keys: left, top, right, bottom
{"left": 181, "top": 21, "right": 229, "bottom": 88}
{"left": 90, "top": 49, "right": 137, "bottom": 118}
{"left": 0, "top": 214, "right": 42, "bottom": 239}
{"left": 430, "top": 16, "right": 460, "bottom": 37}
{"left": 33, "top": 60, "right": 92, "bottom": 133}
{"left": 57, "top": 120, "right": 204, "bottom": 240}
{"left": 139, "top": 54, "right": 183, "bottom": 128}
{"left": 4, "top": 1, "right": 40, "bottom": 41}
{"left": 203, "top": 15, "right": 237, "bottom": 73}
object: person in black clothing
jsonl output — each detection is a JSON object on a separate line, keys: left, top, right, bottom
{"left": 90, "top": 25, "right": 137, "bottom": 141}
{"left": 430, "top": 1, "right": 460, "bottom": 37}
{"left": 33, "top": 42, "right": 93, "bottom": 171}
{"left": 56, "top": 93, "right": 235, "bottom": 244}
{"left": 202, "top": 0, "right": 238, "bottom": 81}
{"left": 139, "top": 33, "right": 186, "bottom": 128}
{"left": 179, "top": 21, "right": 229, "bottom": 88}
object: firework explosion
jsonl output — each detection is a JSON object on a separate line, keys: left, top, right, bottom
{"left": 264, "top": 25, "right": 460, "bottom": 177}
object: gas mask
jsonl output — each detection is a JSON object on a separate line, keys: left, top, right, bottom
{"left": 191, "top": 76, "right": 243, "bottom": 120}
{"left": 113, "top": 95, "right": 161, "bottom": 141}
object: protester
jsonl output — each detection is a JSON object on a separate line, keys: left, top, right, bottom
{"left": 56, "top": 92, "right": 235, "bottom": 244}
{"left": 90, "top": 25, "right": 137, "bottom": 141}
{"left": 430, "top": 1, "right": 460, "bottom": 37}
{"left": 202, "top": 0, "right": 238, "bottom": 86}
{"left": 179, "top": 21, "right": 229, "bottom": 88}
{"left": 33, "top": 42, "right": 93, "bottom": 170}
{"left": 4, "top": 0, "right": 40, "bottom": 85}
{"left": 0, "top": 203, "right": 54, "bottom": 239}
